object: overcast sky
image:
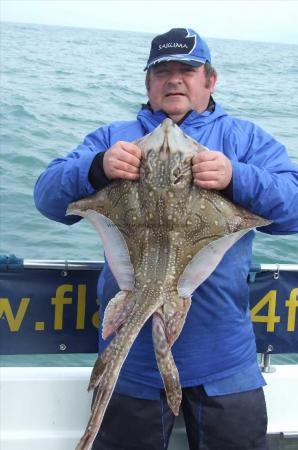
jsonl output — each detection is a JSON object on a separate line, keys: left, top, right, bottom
{"left": 1, "top": 0, "right": 298, "bottom": 45}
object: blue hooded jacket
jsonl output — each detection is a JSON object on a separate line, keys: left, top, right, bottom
{"left": 34, "top": 103, "right": 298, "bottom": 395}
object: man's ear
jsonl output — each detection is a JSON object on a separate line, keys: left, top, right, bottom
{"left": 210, "top": 73, "right": 217, "bottom": 94}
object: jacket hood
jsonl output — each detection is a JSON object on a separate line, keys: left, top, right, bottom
{"left": 137, "top": 101, "right": 228, "bottom": 134}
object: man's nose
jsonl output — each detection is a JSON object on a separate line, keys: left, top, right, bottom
{"left": 167, "top": 71, "right": 183, "bottom": 84}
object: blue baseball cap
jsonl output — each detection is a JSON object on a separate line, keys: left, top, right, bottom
{"left": 144, "top": 28, "right": 211, "bottom": 71}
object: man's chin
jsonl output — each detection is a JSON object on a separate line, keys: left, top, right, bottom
{"left": 163, "top": 106, "right": 192, "bottom": 123}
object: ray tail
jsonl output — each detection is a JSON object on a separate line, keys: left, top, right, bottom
{"left": 75, "top": 291, "right": 163, "bottom": 450}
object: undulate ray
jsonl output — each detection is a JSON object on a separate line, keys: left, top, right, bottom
{"left": 66, "top": 118, "right": 270, "bottom": 449}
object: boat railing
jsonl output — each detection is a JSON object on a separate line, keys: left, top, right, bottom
{"left": 1, "top": 256, "right": 298, "bottom": 369}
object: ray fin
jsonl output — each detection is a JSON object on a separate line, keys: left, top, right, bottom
{"left": 163, "top": 294, "right": 191, "bottom": 346}
{"left": 152, "top": 309, "right": 181, "bottom": 416}
{"left": 177, "top": 230, "right": 249, "bottom": 297}
{"left": 71, "top": 209, "right": 134, "bottom": 291}
{"left": 102, "top": 290, "right": 136, "bottom": 339}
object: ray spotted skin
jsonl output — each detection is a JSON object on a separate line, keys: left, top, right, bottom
{"left": 67, "top": 118, "right": 270, "bottom": 449}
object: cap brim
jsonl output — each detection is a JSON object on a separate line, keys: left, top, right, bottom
{"left": 144, "top": 55, "right": 205, "bottom": 71}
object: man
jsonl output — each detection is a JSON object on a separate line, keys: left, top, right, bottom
{"left": 34, "top": 28, "right": 298, "bottom": 450}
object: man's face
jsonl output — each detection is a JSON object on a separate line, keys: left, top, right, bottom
{"left": 147, "top": 61, "right": 217, "bottom": 123}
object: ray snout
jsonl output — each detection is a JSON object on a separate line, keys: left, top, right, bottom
{"left": 158, "top": 119, "right": 179, "bottom": 160}
{"left": 136, "top": 118, "right": 200, "bottom": 160}
{"left": 159, "top": 119, "right": 201, "bottom": 158}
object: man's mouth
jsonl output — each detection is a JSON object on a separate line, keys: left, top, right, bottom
{"left": 165, "top": 93, "right": 185, "bottom": 97}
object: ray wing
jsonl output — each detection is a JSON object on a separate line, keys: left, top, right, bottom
{"left": 66, "top": 182, "right": 139, "bottom": 291}
{"left": 177, "top": 188, "right": 270, "bottom": 296}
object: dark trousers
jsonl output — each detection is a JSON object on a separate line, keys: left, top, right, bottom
{"left": 91, "top": 386, "right": 268, "bottom": 450}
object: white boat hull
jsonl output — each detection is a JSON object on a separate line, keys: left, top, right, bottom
{"left": 1, "top": 365, "right": 298, "bottom": 449}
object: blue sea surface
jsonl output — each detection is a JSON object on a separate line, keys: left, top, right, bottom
{"left": 0, "top": 22, "right": 297, "bottom": 366}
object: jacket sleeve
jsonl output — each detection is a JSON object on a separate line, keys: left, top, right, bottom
{"left": 229, "top": 121, "right": 298, "bottom": 234}
{"left": 34, "top": 126, "right": 110, "bottom": 224}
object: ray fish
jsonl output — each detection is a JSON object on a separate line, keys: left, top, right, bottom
{"left": 66, "top": 118, "right": 270, "bottom": 449}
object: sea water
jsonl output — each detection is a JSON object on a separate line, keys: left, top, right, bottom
{"left": 0, "top": 22, "right": 297, "bottom": 366}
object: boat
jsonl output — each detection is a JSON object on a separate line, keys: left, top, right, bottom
{"left": 1, "top": 256, "right": 298, "bottom": 449}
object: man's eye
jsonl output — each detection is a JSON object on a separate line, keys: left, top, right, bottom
{"left": 183, "top": 67, "right": 195, "bottom": 73}
{"left": 155, "top": 70, "right": 168, "bottom": 76}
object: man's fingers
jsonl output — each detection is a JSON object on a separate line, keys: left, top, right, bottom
{"left": 194, "top": 179, "right": 221, "bottom": 190}
{"left": 113, "top": 160, "right": 140, "bottom": 174}
{"left": 194, "top": 171, "right": 221, "bottom": 181}
{"left": 192, "top": 150, "right": 232, "bottom": 190}
{"left": 118, "top": 142, "right": 142, "bottom": 160}
{"left": 115, "top": 170, "right": 140, "bottom": 180}
{"left": 103, "top": 141, "right": 142, "bottom": 180}
{"left": 117, "top": 147, "right": 141, "bottom": 168}
{"left": 193, "top": 150, "right": 216, "bottom": 164}
{"left": 192, "top": 160, "right": 221, "bottom": 174}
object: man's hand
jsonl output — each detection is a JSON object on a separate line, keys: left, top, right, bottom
{"left": 103, "top": 141, "right": 142, "bottom": 180}
{"left": 192, "top": 150, "right": 232, "bottom": 190}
